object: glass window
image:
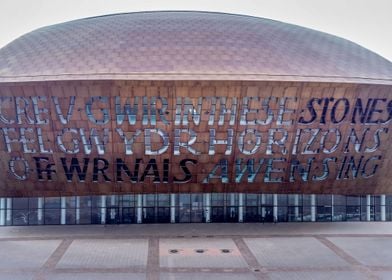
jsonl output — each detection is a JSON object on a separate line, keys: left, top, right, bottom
{"left": 245, "top": 194, "right": 258, "bottom": 206}
{"left": 121, "top": 195, "right": 135, "bottom": 207}
{"left": 143, "top": 207, "right": 156, "bottom": 223}
{"left": 277, "top": 195, "right": 288, "bottom": 206}
{"left": 302, "top": 206, "right": 312, "bottom": 222}
{"left": 386, "top": 195, "right": 392, "bottom": 206}
{"left": 91, "top": 196, "right": 104, "bottom": 208}
{"left": 44, "top": 209, "right": 60, "bottom": 224}
{"left": 91, "top": 208, "right": 102, "bottom": 224}
{"left": 6, "top": 193, "right": 392, "bottom": 225}
{"left": 44, "top": 197, "right": 60, "bottom": 208}
{"left": 346, "top": 206, "right": 361, "bottom": 221}
{"left": 288, "top": 194, "right": 302, "bottom": 206}
{"left": 278, "top": 206, "right": 288, "bottom": 222}
{"left": 287, "top": 206, "right": 302, "bottom": 222}
{"left": 179, "top": 203, "right": 190, "bottom": 223}
{"left": 191, "top": 194, "right": 203, "bottom": 223}
{"left": 122, "top": 207, "right": 136, "bottom": 224}
{"left": 157, "top": 206, "right": 170, "bottom": 223}
{"left": 346, "top": 196, "right": 360, "bottom": 206}
{"left": 387, "top": 205, "right": 392, "bottom": 221}
{"left": 191, "top": 207, "right": 203, "bottom": 223}
{"left": 334, "top": 195, "right": 346, "bottom": 206}
{"left": 317, "top": 206, "right": 332, "bottom": 222}
{"left": 360, "top": 196, "right": 367, "bottom": 206}
{"left": 144, "top": 194, "right": 156, "bottom": 207}
{"left": 107, "top": 195, "right": 119, "bottom": 207}
{"left": 179, "top": 194, "right": 191, "bottom": 207}
{"left": 226, "top": 193, "right": 238, "bottom": 206}
{"left": 66, "top": 209, "right": 76, "bottom": 224}
{"left": 244, "top": 206, "right": 260, "bottom": 222}
{"left": 28, "top": 210, "right": 40, "bottom": 225}
{"left": 66, "top": 196, "right": 76, "bottom": 208}
{"left": 317, "top": 195, "right": 332, "bottom": 206}
{"left": 374, "top": 196, "right": 381, "bottom": 207}
{"left": 79, "top": 208, "right": 92, "bottom": 224}
{"left": 191, "top": 194, "right": 203, "bottom": 205}
{"left": 12, "top": 209, "right": 29, "bottom": 225}
{"left": 158, "top": 194, "right": 170, "bottom": 207}
{"left": 211, "top": 193, "right": 225, "bottom": 206}
{"left": 262, "top": 194, "right": 274, "bottom": 205}
{"left": 360, "top": 204, "right": 368, "bottom": 221}
{"left": 374, "top": 204, "right": 381, "bottom": 221}
{"left": 28, "top": 198, "right": 39, "bottom": 209}
{"left": 333, "top": 205, "right": 346, "bottom": 221}
{"left": 302, "top": 195, "right": 312, "bottom": 207}
{"left": 13, "top": 198, "right": 29, "bottom": 209}
{"left": 79, "top": 196, "right": 92, "bottom": 208}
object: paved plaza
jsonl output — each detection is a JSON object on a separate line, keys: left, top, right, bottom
{"left": 0, "top": 223, "right": 392, "bottom": 279}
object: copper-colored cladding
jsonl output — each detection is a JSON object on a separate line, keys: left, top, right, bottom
{"left": 0, "top": 12, "right": 391, "bottom": 197}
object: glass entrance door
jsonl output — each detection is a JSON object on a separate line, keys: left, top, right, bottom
{"left": 143, "top": 207, "right": 156, "bottom": 223}
{"left": 157, "top": 207, "right": 170, "bottom": 223}
{"left": 263, "top": 207, "right": 274, "bottom": 223}
{"left": 226, "top": 206, "right": 238, "bottom": 222}
{"left": 245, "top": 206, "right": 260, "bottom": 222}
{"left": 106, "top": 207, "right": 119, "bottom": 224}
{"left": 122, "top": 207, "right": 135, "bottom": 224}
{"left": 211, "top": 206, "right": 225, "bottom": 222}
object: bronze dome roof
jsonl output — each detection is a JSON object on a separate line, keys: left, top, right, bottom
{"left": 0, "top": 11, "right": 391, "bottom": 84}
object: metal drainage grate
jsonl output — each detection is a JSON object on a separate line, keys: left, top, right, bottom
{"left": 169, "top": 249, "right": 179, "bottom": 254}
{"left": 195, "top": 249, "right": 205, "bottom": 253}
{"left": 221, "top": 249, "right": 231, "bottom": 253}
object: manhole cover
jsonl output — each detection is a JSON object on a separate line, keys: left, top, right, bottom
{"left": 195, "top": 249, "right": 205, "bottom": 253}
{"left": 169, "top": 249, "right": 179, "bottom": 254}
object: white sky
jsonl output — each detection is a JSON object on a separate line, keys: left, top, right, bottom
{"left": 0, "top": 0, "right": 391, "bottom": 62}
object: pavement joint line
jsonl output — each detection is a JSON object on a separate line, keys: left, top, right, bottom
{"left": 146, "top": 237, "right": 159, "bottom": 280}
{"left": 232, "top": 237, "right": 269, "bottom": 280}
{"left": 367, "top": 266, "right": 392, "bottom": 271}
{"left": 161, "top": 267, "right": 251, "bottom": 273}
{"left": 32, "top": 238, "right": 73, "bottom": 280}
{"left": 264, "top": 266, "right": 357, "bottom": 272}
{"left": 52, "top": 267, "right": 147, "bottom": 273}
{"left": 2, "top": 233, "right": 392, "bottom": 242}
{"left": 0, "top": 268, "right": 40, "bottom": 273}
{"left": 315, "top": 236, "right": 381, "bottom": 280}
{"left": 3, "top": 228, "right": 392, "bottom": 279}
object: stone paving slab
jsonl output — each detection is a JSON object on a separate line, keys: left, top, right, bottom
{"left": 375, "top": 271, "right": 392, "bottom": 280}
{"left": 0, "top": 240, "right": 61, "bottom": 269}
{"left": 45, "top": 273, "right": 146, "bottom": 280}
{"left": 328, "top": 237, "right": 392, "bottom": 267}
{"left": 56, "top": 239, "right": 148, "bottom": 269}
{"left": 267, "top": 271, "right": 367, "bottom": 280}
{"left": 160, "top": 238, "right": 248, "bottom": 268}
{"left": 160, "top": 272, "right": 258, "bottom": 280}
{"left": 0, "top": 272, "right": 35, "bottom": 280}
{"left": 244, "top": 237, "right": 349, "bottom": 268}
{"left": 1, "top": 224, "right": 392, "bottom": 280}
{"left": 2, "top": 222, "right": 392, "bottom": 239}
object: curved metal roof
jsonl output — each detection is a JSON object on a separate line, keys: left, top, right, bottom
{"left": 0, "top": 11, "right": 391, "bottom": 84}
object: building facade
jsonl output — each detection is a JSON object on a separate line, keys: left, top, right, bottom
{"left": 0, "top": 11, "right": 391, "bottom": 225}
